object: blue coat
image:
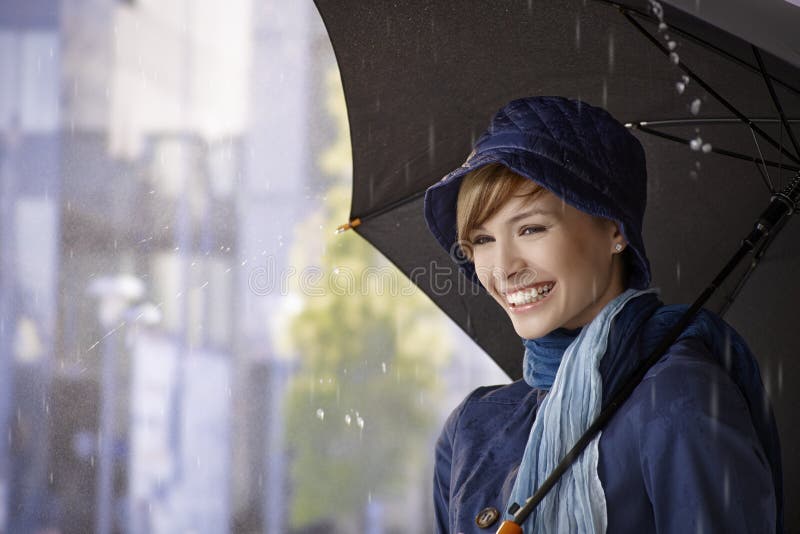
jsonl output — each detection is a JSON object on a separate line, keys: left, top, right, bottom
{"left": 434, "top": 336, "right": 777, "bottom": 533}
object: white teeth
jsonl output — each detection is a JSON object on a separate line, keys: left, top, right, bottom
{"left": 508, "top": 283, "right": 554, "bottom": 306}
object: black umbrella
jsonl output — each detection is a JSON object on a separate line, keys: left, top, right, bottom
{"left": 315, "top": 0, "right": 800, "bottom": 525}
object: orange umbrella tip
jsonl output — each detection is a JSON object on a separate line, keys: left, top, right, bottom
{"left": 495, "top": 520, "right": 523, "bottom": 534}
{"left": 335, "top": 218, "right": 362, "bottom": 234}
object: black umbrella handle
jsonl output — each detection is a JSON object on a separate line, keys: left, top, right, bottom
{"left": 503, "top": 172, "right": 800, "bottom": 531}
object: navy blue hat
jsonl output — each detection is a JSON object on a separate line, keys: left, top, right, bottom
{"left": 423, "top": 96, "right": 652, "bottom": 290}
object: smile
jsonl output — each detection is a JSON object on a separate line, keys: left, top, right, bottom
{"left": 506, "top": 282, "right": 555, "bottom": 310}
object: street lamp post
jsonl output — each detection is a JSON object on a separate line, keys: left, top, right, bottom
{"left": 87, "top": 275, "right": 145, "bottom": 534}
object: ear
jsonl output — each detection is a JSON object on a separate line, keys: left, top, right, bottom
{"left": 597, "top": 217, "right": 623, "bottom": 238}
{"left": 611, "top": 221, "right": 623, "bottom": 240}
{"left": 600, "top": 219, "right": 626, "bottom": 253}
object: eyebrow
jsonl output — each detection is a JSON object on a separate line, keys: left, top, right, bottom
{"left": 474, "top": 208, "right": 556, "bottom": 230}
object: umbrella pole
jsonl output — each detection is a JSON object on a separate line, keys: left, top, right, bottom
{"left": 498, "top": 172, "right": 800, "bottom": 532}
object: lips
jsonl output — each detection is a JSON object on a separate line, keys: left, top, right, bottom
{"left": 505, "top": 281, "right": 556, "bottom": 309}
{"left": 506, "top": 283, "right": 556, "bottom": 314}
{"left": 504, "top": 281, "right": 555, "bottom": 300}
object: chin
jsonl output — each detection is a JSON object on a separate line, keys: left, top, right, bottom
{"left": 509, "top": 319, "right": 552, "bottom": 340}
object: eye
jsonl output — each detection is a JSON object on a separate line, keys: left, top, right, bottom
{"left": 471, "top": 235, "right": 494, "bottom": 246}
{"left": 521, "top": 225, "right": 546, "bottom": 236}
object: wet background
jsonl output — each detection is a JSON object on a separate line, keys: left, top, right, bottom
{"left": 0, "top": 1, "right": 507, "bottom": 533}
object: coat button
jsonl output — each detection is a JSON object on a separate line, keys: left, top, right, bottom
{"left": 475, "top": 506, "right": 500, "bottom": 529}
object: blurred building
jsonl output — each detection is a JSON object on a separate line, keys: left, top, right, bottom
{"left": 1, "top": 0, "right": 326, "bottom": 533}
{"left": 0, "top": 1, "right": 62, "bottom": 532}
{"left": 0, "top": 1, "right": 506, "bottom": 533}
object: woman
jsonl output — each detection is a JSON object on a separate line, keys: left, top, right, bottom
{"left": 423, "top": 97, "right": 782, "bottom": 533}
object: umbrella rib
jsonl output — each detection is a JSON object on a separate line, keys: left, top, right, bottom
{"left": 747, "top": 126, "right": 777, "bottom": 193}
{"left": 628, "top": 123, "right": 798, "bottom": 176}
{"left": 752, "top": 158, "right": 776, "bottom": 196}
{"left": 632, "top": 118, "right": 800, "bottom": 127}
{"left": 339, "top": 189, "right": 427, "bottom": 232}
{"left": 600, "top": 1, "right": 800, "bottom": 98}
{"left": 620, "top": 10, "right": 800, "bottom": 167}
{"left": 752, "top": 46, "right": 800, "bottom": 162}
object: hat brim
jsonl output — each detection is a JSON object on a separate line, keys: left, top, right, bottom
{"left": 423, "top": 150, "right": 651, "bottom": 290}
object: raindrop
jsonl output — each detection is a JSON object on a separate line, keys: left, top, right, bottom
{"left": 701, "top": 143, "right": 712, "bottom": 153}
{"left": 315, "top": 408, "right": 325, "bottom": 421}
{"left": 695, "top": 160, "right": 702, "bottom": 170}
{"left": 689, "top": 170, "right": 698, "bottom": 180}
{"left": 575, "top": 16, "right": 581, "bottom": 49}
{"left": 778, "top": 362, "right": 784, "bottom": 394}
{"left": 690, "top": 98, "right": 702, "bottom": 115}
{"left": 682, "top": 74, "right": 690, "bottom": 84}
{"left": 723, "top": 467, "right": 731, "bottom": 509}
{"left": 676, "top": 261, "right": 681, "bottom": 283}
{"left": 675, "top": 81, "right": 686, "bottom": 94}
{"left": 345, "top": 414, "right": 352, "bottom": 426}
{"left": 356, "top": 416, "right": 365, "bottom": 429}
{"left": 658, "top": 22, "right": 668, "bottom": 32}
{"left": 428, "top": 121, "right": 436, "bottom": 162}
{"left": 650, "top": 1, "right": 664, "bottom": 20}
{"left": 667, "top": 41, "right": 676, "bottom": 51}
{"left": 669, "top": 52, "right": 680, "bottom": 65}
{"left": 607, "top": 32, "right": 615, "bottom": 73}
{"left": 381, "top": 362, "right": 387, "bottom": 374}
{"left": 709, "top": 378, "right": 719, "bottom": 434}
{"left": 602, "top": 78, "right": 608, "bottom": 108}
{"left": 690, "top": 136, "right": 703, "bottom": 151}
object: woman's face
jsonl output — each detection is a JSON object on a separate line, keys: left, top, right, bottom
{"left": 467, "top": 188, "right": 627, "bottom": 339}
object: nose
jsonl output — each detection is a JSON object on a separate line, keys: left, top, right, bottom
{"left": 490, "top": 238, "right": 537, "bottom": 291}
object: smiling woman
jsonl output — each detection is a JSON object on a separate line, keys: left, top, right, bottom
{"left": 424, "top": 97, "right": 782, "bottom": 533}
{"left": 456, "top": 163, "right": 629, "bottom": 339}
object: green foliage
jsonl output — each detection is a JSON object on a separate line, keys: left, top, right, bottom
{"left": 282, "top": 68, "right": 452, "bottom": 529}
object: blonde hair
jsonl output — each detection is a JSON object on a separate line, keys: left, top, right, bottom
{"left": 456, "top": 163, "right": 545, "bottom": 261}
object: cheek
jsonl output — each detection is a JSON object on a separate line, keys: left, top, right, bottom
{"left": 560, "top": 239, "right": 611, "bottom": 291}
{"left": 548, "top": 239, "right": 595, "bottom": 284}
{"left": 475, "top": 268, "right": 493, "bottom": 293}
{"left": 472, "top": 253, "right": 491, "bottom": 284}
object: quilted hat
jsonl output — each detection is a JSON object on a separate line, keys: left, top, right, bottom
{"left": 423, "top": 96, "right": 652, "bottom": 289}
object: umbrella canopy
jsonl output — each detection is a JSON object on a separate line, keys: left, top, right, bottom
{"left": 315, "top": 0, "right": 800, "bottom": 523}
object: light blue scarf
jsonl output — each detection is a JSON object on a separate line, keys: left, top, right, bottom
{"left": 506, "top": 287, "right": 659, "bottom": 532}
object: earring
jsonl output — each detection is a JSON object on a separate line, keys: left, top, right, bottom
{"left": 614, "top": 243, "right": 623, "bottom": 253}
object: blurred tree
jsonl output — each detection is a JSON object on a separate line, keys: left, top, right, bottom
{"left": 281, "top": 68, "right": 452, "bottom": 530}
